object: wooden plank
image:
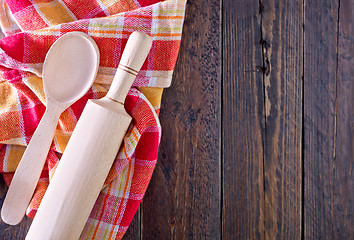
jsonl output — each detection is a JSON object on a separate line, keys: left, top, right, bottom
{"left": 260, "top": 0, "right": 303, "bottom": 239}
{"left": 0, "top": 175, "right": 32, "bottom": 239}
{"left": 304, "top": 0, "right": 354, "bottom": 238}
{"left": 303, "top": 0, "right": 339, "bottom": 239}
{"left": 0, "top": 213, "right": 31, "bottom": 240}
{"left": 141, "top": 0, "right": 221, "bottom": 239}
{"left": 222, "top": 0, "right": 264, "bottom": 239}
{"left": 333, "top": 0, "right": 354, "bottom": 238}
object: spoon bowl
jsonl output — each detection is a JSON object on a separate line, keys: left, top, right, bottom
{"left": 1, "top": 31, "right": 100, "bottom": 225}
{"left": 43, "top": 32, "right": 99, "bottom": 105}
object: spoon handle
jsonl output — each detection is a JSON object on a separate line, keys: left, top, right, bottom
{"left": 1, "top": 107, "right": 63, "bottom": 225}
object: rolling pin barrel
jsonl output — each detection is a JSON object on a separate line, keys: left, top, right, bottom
{"left": 26, "top": 32, "right": 152, "bottom": 240}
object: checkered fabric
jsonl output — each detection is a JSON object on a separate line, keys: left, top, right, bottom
{"left": 0, "top": 0, "right": 186, "bottom": 239}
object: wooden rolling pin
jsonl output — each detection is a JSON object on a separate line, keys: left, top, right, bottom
{"left": 25, "top": 32, "right": 152, "bottom": 240}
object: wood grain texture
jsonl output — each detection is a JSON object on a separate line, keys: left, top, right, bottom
{"left": 141, "top": 0, "right": 221, "bottom": 239}
{"left": 0, "top": 0, "right": 353, "bottom": 239}
{"left": 0, "top": 214, "right": 32, "bottom": 240}
{"left": 333, "top": 0, "right": 354, "bottom": 238}
{"left": 260, "top": 0, "right": 303, "bottom": 239}
{"left": 0, "top": 184, "right": 32, "bottom": 240}
{"left": 222, "top": 0, "right": 264, "bottom": 239}
{"left": 303, "top": 0, "right": 339, "bottom": 239}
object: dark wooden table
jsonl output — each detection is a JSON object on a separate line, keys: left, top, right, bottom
{"left": 1, "top": 0, "right": 353, "bottom": 239}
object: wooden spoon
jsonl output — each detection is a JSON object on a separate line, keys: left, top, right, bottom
{"left": 1, "top": 31, "right": 100, "bottom": 225}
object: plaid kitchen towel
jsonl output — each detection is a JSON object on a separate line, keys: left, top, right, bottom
{"left": 0, "top": 0, "right": 186, "bottom": 239}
